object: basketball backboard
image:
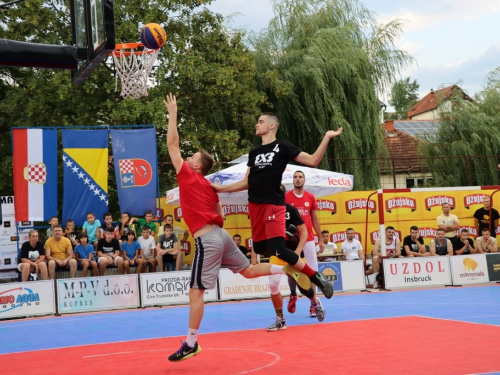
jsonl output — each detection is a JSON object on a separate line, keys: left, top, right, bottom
{"left": 70, "top": 0, "right": 115, "bottom": 84}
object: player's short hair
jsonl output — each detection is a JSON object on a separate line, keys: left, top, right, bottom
{"left": 461, "top": 228, "right": 469, "bottom": 234}
{"left": 141, "top": 226, "right": 150, "bottom": 232}
{"left": 436, "top": 228, "right": 445, "bottom": 233}
{"left": 233, "top": 234, "right": 241, "bottom": 239}
{"left": 103, "top": 212, "right": 112, "bottom": 219}
{"left": 165, "top": 214, "right": 173, "bottom": 220}
{"left": 163, "top": 223, "right": 173, "bottom": 230}
{"left": 105, "top": 226, "right": 115, "bottom": 233}
{"left": 79, "top": 232, "right": 88, "bottom": 240}
{"left": 49, "top": 216, "right": 58, "bottom": 222}
{"left": 321, "top": 230, "right": 329, "bottom": 235}
{"left": 261, "top": 112, "right": 280, "bottom": 127}
{"left": 386, "top": 226, "right": 395, "bottom": 231}
{"left": 482, "top": 227, "right": 490, "bottom": 234}
{"left": 346, "top": 228, "right": 354, "bottom": 232}
{"left": 66, "top": 219, "right": 74, "bottom": 224}
{"left": 122, "top": 212, "right": 130, "bottom": 218}
{"left": 294, "top": 170, "right": 305, "bottom": 178}
{"left": 29, "top": 229, "right": 38, "bottom": 238}
{"left": 53, "top": 225, "right": 63, "bottom": 230}
{"left": 86, "top": 212, "right": 95, "bottom": 217}
{"left": 199, "top": 149, "right": 214, "bottom": 176}
{"left": 410, "top": 225, "right": 419, "bottom": 232}
{"left": 145, "top": 210, "right": 153, "bottom": 216}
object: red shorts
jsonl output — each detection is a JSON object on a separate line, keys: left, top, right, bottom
{"left": 248, "top": 202, "right": 286, "bottom": 243}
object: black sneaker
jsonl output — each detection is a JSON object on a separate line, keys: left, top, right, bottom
{"left": 168, "top": 341, "right": 202, "bottom": 362}
{"left": 312, "top": 271, "right": 334, "bottom": 299}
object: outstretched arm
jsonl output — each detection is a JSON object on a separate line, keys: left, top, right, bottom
{"left": 294, "top": 128, "right": 343, "bottom": 167}
{"left": 163, "top": 93, "right": 184, "bottom": 174}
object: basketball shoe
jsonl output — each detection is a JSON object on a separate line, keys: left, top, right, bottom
{"left": 287, "top": 294, "right": 298, "bottom": 313}
{"left": 311, "top": 271, "right": 333, "bottom": 299}
{"left": 168, "top": 341, "right": 202, "bottom": 362}
{"left": 267, "top": 316, "right": 287, "bottom": 332}
{"left": 313, "top": 299, "right": 325, "bottom": 322}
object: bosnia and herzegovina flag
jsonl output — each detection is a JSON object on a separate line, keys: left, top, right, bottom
{"left": 12, "top": 129, "right": 58, "bottom": 221}
{"left": 62, "top": 130, "right": 108, "bottom": 226}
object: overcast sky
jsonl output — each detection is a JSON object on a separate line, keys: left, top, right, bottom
{"left": 206, "top": 0, "right": 500, "bottom": 108}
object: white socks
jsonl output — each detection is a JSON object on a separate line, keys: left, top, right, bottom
{"left": 186, "top": 328, "right": 198, "bottom": 347}
{"left": 271, "top": 265, "right": 286, "bottom": 275}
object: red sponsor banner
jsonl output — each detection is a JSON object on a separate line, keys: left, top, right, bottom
{"left": 419, "top": 227, "right": 437, "bottom": 239}
{"left": 330, "top": 231, "right": 362, "bottom": 243}
{"left": 222, "top": 205, "right": 249, "bottom": 216}
{"left": 174, "top": 207, "right": 183, "bottom": 221}
{"left": 327, "top": 176, "right": 352, "bottom": 188}
{"left": 316, "top": 200, "right": 337, "bottom": 215}
{"left": 153, "top": 208, "right": 164, "bottom": 221}
{"left": 455, "top": 226, "right": 478, "bottom": 237}
{"left": 424, "top": 195, "right": 455, "bottom": 211}
{"left": 245, "top": 238, "right": 253, "bottom": 249}
{"left": 370, "top": 230, "right": 401, "bottom": 244}
{"left": 181, "top": 241, "right": 191, "bottom": 253}
{"left": 345, "top": 198, "right": 377, "bottom": 214}
{"left": 385, "top": 197, "right": 417, "bottom": 213}
{"left": 463, "top": 194, "right": 485, "bottom": 209}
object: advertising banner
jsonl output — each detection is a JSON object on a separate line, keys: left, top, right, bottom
{"left": 450, "top": 254, "right": 490, "bottom": 285}
{"left": 219, "top": 268, "right": 291, "bottom": 300}
{"left": 0, "top": 197, "right": 19, "bottom": 271}
{"left": 57, "top": 275, "right": 139, "bottom": 314}
{"left": 486, "top": 253, "right": 500, "bottom": 282}
{"left": 339, "top": 260, "right": 367, "bottom": 291}
{"left": 383, "top": 257, "right": 452, "bottom": 288}
{"left": 317, "top": 262, "right": 343, "bottom": 293}
{"left": 140, "top": 271, "right": 217, "bottom": 307}
{"left": 0, "top": 280, "right": 55, "bottom": 319}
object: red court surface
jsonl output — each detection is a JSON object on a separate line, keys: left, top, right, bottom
{"left": 2, "top": 316, "right": 500, "bottom": 374}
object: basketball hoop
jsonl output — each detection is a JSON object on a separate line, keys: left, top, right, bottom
{"left": 112, "top": 43, "right": 159, "bottom": 99}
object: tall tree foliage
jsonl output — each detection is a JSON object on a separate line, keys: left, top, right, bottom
{"left": 251, "top": 0, "right": 413, "bottom": 190}
{"left": 389, "top": 77, "right": 419, "bottom": 119}
{"left": 0, "top": 0, "right": 263, "bottom": 214}
{"left": 420, "top": 71, "right": 500, "bottom": 187}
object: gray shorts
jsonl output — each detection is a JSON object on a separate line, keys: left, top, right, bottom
{"left": 190, "top": 226, "right": 249, "bottom": 289}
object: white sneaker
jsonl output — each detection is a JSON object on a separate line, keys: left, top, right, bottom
{"left": 373, "top": 279, "right": 380, "bottom": 289}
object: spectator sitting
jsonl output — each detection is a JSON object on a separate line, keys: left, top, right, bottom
{"left": 371, "top": 226, "right": 401, "bottom": 288}
{"left": 452, "top": 228, "right": 476, "bottom": 255}
{"left": 429, "top": 228, "right": 453, "bottom": 256}
{"left": 82, "top": 212, "right": 101, "bottom": 248}
{"left": 119, "top": 212, "right": 134, "bottom": 242}
{"left": 134, "top": 210, "right": 157, "bottom": 237}
{"left": 64, "top": 219, "right": 79, "bottom": 249}
{"left": 138, "top": 226, "right": 157, "bottom": 272}
{"left": 475, "top": 228, "right": 498, "bottom": 253}
{"left": 317, "top": 230, "right": 338, "bottom": 262}
{"left": 100, "top": 212, "right": 121, "bottom": 245}
{"left": 18, "top": 230, "right": 48, "bottom": 281}
{"left": 233, "top": 234, "right": 250, "bottom": 256}
{"left": 164, "top": 214, "right": 188, "bottom": 270}
{"left": 45, "top": 225, "right": 77, "bottom": 279}
{"left": 401, "top": 226, "right": 427, "bottom": 257}
{"left": 97, "top": 226, "right": 124, "bottom": 275}
{"left": 121, "top": 230, "right": 146, "bottom": 274}
{"left": 156, "top": 224, "right": 180, "bottom": 272}
{"left": 437, "top": 203, "right": 460, "bottom": 239}
{"left": 340, "top": 228, "right": 364, "bottom": 261}
{"left": 46, "top": 216, "right": 58, "bottom": 238}
{"left": 74, "top": 233, "right": 98, "bottom": 277}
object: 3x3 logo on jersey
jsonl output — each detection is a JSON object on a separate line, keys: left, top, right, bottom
{"left": 255, "top": 145, "right": 280, "bottom": 168}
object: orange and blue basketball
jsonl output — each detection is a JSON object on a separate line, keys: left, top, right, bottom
{"left": 140, "top": 23, "right": 167, "bottom": 49}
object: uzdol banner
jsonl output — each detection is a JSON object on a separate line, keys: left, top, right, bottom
{"left": 57, "top": 274, "right": 139, "bottom": 314}
{"left": 383, "top": 257, "right": 452, "bottom": 288}
{"left": 450, "top": 254, "right": 490, "bottom": 285}
{"left": 140, "top": 271, "right": 217, "bottom": 307}
{"left": 0, "top": 280, "right": 56, "bottom": 319}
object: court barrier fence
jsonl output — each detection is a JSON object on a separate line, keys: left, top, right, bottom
{"left": 1, "top": 255, "right": 499, "bottom": 320}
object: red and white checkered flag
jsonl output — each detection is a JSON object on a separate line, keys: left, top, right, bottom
{"left": 23, "top": 163, "right": 47, "bottom": 184}
{"left": 119, "top": 159, "right": 134, "bottom": 174}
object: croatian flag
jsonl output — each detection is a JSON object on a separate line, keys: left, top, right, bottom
{"left": 12, "top": 129, "right": 58, "bottom": 222}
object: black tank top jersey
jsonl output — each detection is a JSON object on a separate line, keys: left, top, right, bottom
{"left": 434, "top": 238, "right": 449, "bottom": 256}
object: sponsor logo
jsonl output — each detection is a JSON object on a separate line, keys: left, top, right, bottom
{"left": 174, "top": 208, "right": 182, "bottom": 221}
{"left": 463, "top": 194, "right": 485, "bottom": 209}
{"left": 60, "top": 279, "right": 134, "bottom": 308}
{"left": 425, "top": 195, "right": 455, "bottom": 211}
{"left": 181, "top": 241, "right": 191, "bottom": 253}
{"left": 455, "top": 226, "right": 477, "bottom": 237}
{"left": 316, "top": 200, "right": 337, "bottom": 214}
{"left": 166, "top": 190, "right": 177, "bottom": 203}
{"left": 419, "top": 227, "right": 437, "bottom": 238}
{"left": 345, "top": 198, "right": 376, "bottom": 214}
{"left": 331, "top": 231, "right": 361, "bottom": 243}
{"left": 245, "top": 238, "right": 253, "bottom": 249}
{"left": 460, "top": 257, "right": 484, "bottom": 278}
{"left": 146, "top": 276, "right": 190, "bottom": 299}
{"left": 23, "top": 162, "right": 46, "bottom": 184}
{"left": 327, "top": 177, "right": 352, "bottom": 187}
{"left": 119, "top": 158, "right": 153, "bottom": 188}
{"left": 389, "top": 261, "right": 447, "bottom": 283}
{"left": 385, "top": 197, "right": 416, "bottom": 213}
{"left": 321, "top": 267, "right": 338, "bottom": 282}
{"left": 222, "top": 205, "right": 249, "bottom": 216}
{"left": 0, "top": 287, "right": 41, "bottom": 312}
{"left": 370, "top": 230, "right": 401, "bottom": 244}
{"left": 0, "top": 197, "right": 13, "bottom": 204}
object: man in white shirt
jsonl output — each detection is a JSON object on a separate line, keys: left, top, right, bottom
{"left": 138, "top": 226, "right": 157, "bottom": 272}
{"left": 436, "top": 203, "right": 460, "bottom": 239}
{"left": 340, "top": 228, "right": 364, "bottom": 261}
{"left": 476, "top": 228, "right": 498, "bottom": 253}
{"left": 316, "top": 230, "right": 338, "bottom": 262}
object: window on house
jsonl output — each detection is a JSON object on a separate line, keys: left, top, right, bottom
{"left": 406, "top": 177, "right": 433, "bottom": 188}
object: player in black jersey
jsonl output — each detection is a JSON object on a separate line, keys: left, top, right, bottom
{"left": 214, "top": 112, "right": 342, "bottom": 299}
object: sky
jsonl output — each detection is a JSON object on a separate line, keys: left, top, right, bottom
{"left": 206, "top": 0, "right": 500, "bottom": 109}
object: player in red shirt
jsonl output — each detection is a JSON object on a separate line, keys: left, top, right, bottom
{"left": 214, "top": 112, "right": 342, "bottom": 300}
{"left": 163, "top": 94, "right": 306, "bottom": 363}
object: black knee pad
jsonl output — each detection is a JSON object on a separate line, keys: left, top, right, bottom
{"left": 297, "top": 284, "right": 315, "bottom": 299}
{"left": 267, "top": 237, "right": 299, "bottom": 265}
{"left": 252, "top": 240, "right": 274, "bottom": 257}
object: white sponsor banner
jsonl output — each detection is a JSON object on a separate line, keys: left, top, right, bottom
{"left": 57, "top": 275, "right": 139, "bottom": 314}
{"left": 140, "top": 271, "right": 217, "bottom": 307}
{"left": 0, "top": 270, "right": 19, "bottom": 280}
{"left": 383, "top": 257, "right": 452, "bottom": 288}
{"left": 0, "top": 280, "right": 56, "bottom": 319}
{"left": 0, "top": 197, "right": 18, "bottom": 270}
{"left": 219, "top": 268, "right": 291, "bottom": 300}
{"left": 340, "top": 260, "right": 367, "bottom": 291}
{"left": 450, "top": 254, "right": 490, "bottom": 285}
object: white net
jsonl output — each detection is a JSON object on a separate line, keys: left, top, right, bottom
{"left": 112, "top": 45, "right": 159, "bottom": 99}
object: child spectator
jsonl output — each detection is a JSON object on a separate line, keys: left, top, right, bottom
{"left": 46, "top": 216, "right": 59, "bottom": 238}
{"left": 121, "top": 230, "right": 146, "bottom": 274}
{"left": 100, "top": 212, "right": 120, "bottom": 243}
{"left": 64, "top": 219, "right": 79, "bottom": 249}
{"left": 134, "top": 210, "right": 157, "bottom": 237}
{"left": 82, "top": 212, "right": 101, "bottom": 248}
{"left": 74, "top": 233, "right": 98, "bottom": 277}
{"left": 97, "top": 226, "right": 124, "bottom": 276}
{"left": 119, "top": 212, "right": 134, "bottom": 241}
{"left": 156, "top": 224, "right": 180, "bottom": 272}
{"left": 138, "top": 226, "right": 157, "bottom": 272}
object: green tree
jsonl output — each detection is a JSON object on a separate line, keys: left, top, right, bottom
{"left": 251, "top": 0, "right": 414, "bottom": 190}
{"left": 389, "top": 77, "right": 419, "bottom": 119}
{"left": 420, "top": 69, "right": 500, "bottom": 187}
{"left": 0, "top": 1, "right": 263, "bottom": 216}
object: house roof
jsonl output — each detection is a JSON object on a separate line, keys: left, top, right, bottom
{"left": 407, "top": 84, "right": 471, "bottom": 119}
{"left": 382, "top": 121, "right": 421, "bottom": 173}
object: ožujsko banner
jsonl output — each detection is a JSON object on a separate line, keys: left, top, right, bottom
{"left": 0, "top": 280, "right": 55, "bottom": 319}
{"left": 57, "top": 275, "right": 139, "bottom": 314}
{"left": 140, "top": 271, "right": 217, "bottom": 307}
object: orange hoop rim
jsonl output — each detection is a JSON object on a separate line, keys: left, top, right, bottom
{"left": 112, "top": 43, "right": 158, "bottom": 57}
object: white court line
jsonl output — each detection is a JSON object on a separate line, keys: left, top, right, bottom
{"left": 414, "top": 315, "right": 500, "bottom": 328}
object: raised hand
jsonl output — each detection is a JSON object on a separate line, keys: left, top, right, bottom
{"left": 163, "top": 93, "right": 177, "bottom": 115}
{"left": 326, "top": 127, "right": 343, "bottom": 139}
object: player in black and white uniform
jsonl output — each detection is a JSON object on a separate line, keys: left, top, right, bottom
{"left": 214, "top": 112, "right": 343, "bottom": 299}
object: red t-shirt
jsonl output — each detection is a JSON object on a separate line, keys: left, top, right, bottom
{"left": 285, "top": 190, "right": 317, "bottom": 241}
{"left": 177, "top": 161, "right": 223, "bottom": 234}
